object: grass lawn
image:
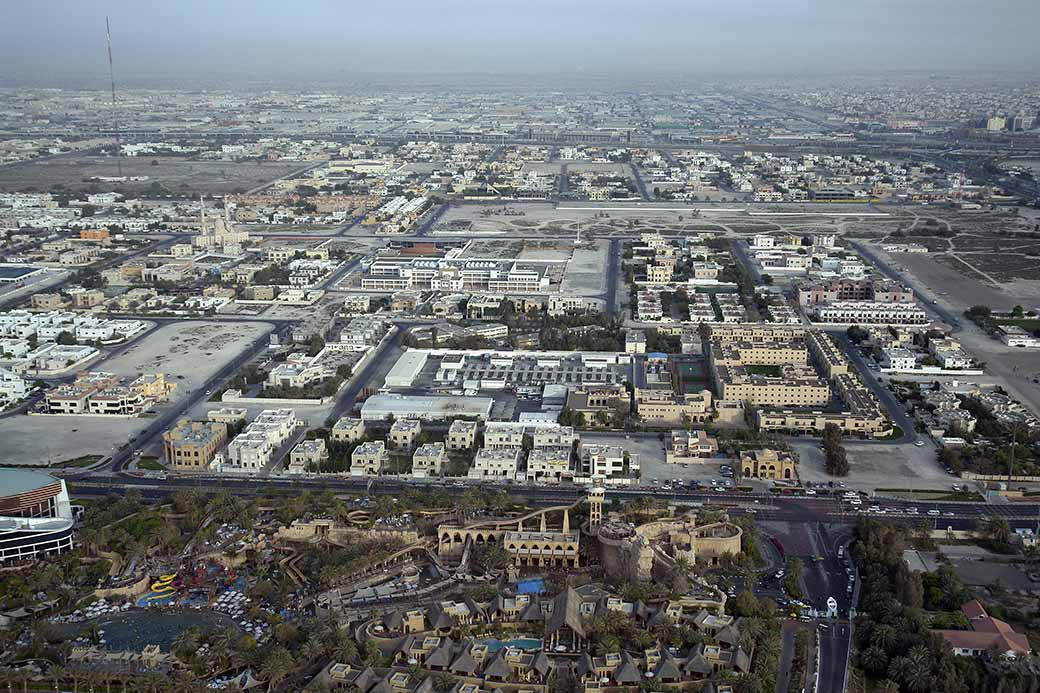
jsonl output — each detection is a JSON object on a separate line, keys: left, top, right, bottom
{"left": 55, "top": 454, "right": 103, "bottom": 468}
{"left": 876, "top": 488, "right": 984, "bottom": 502}
{"left": 996, "top": 318, "right": 1040, "bottom": 332}
{"left": 136, "top": 456, "right": 165, "bottom": 471}
{"left": 878, "top": 425, "right": 904, "bottom": 441}
{"left": 745, "top": 364, "right": 782, "bottom": 377}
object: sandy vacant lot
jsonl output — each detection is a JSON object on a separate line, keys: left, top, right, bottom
{"left": 0, "top": 320, "right": 271, "bottom": 465}
{"left": 887, "top": 250, "right": 1040, "bottom": 311}
{"left": 560, "top": 240, "right": 609, "bottom": 296}
{"left": 0, "top": 156, "right": 304, "bottom": 195}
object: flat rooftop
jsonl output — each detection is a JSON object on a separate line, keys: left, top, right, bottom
{"left": 0, "top": 265, "right": 43, "bottom": 280}
{"left": 0, "top": 468, "right": 61, "bottom": 496}
{"left": 360, "top": 393, "right": 494, "bottom": 420}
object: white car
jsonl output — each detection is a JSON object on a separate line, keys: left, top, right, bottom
{"left": 849, "top": 498, "right": 862, "bottom": 506}
{"left": 914, "top": 440, "right": 925, "bottom": 447}
{"left": 927, "top": 509, "right": 941, "bottom": 516}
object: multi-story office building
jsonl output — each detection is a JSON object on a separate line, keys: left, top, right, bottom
{"left": 163, "top": 419, "right": 228, "bottom": 470}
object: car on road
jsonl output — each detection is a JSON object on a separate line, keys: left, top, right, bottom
{"left": 927, "top": 509, "right": 941, "bottom": 516}
{"left": 915, "top": 439, "right": 925, "bottom": 447}
{"left": 804, "top": 489, "right": 816, "bottom": 496}
{"left": 908, "top": 507, "right": 919, "bottom": 515}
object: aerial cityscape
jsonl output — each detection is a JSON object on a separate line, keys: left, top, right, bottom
{"left": 1, "top": 2, "right": 1040, "bottom": 692}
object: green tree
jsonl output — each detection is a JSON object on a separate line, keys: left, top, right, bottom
{"left": 261, "top": 645, "right": 295, "bottom": 686}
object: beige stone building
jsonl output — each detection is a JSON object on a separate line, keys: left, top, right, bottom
{"left": 412, "top": 443, "right": 445, "bottom": 478}
{"left": 350, "top": 441, "right": 388, "bottom": 476}
{"left": 163, "top": 419, "right": 228, "bottom": 470}
{"left": 739, "top": 449, "right": 796, "bottom": 481}
{"left": 31, "top": 293, "right": 64, "bottom": 310}
{"left": 331, "top": 417, "right": 366, "bottom": 443}
{"left": 389, "top": 418, "right": 421, "bottom": 450}
{"left": 289, "top": 439, "right": 327, "bottom": 473}
{"left": 446, "top": 419, "right": 477, "bottom": 451}
{"left": 666, "top": 429, "right": 719, "bottom": 463}
{"left": 634, "top": 388, "right": 713, "bottom": 425}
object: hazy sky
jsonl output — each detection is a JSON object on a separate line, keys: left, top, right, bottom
{"left": 3, "top": 0, "right": 1039, "bottom": 84}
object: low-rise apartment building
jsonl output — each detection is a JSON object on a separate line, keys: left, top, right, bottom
{"left": 483, "top": 422, "right": 525, "bottom": 449}
{"left": 634, "top": 388, "right": 713, "bottom": 425}
{"left": 412, "top": 443, "right": 446, "bottom": 478}
{"left": 580, "top": 443, "right": 625, "bottom": 478}
{"left": 351, "top": 441, "right": 388, "bottom": 476}
{"left": 389, "top": 418, "right": 422, "bottom": 450}
{"left": 468, "top": 447, "right": 521, "bottom": 480}
{"left": 447, "top": 419, "right": 478, "bottom": 451}
{"left": 812, "top": 301, "right": 929, "bottom": 325}
{"left": 288, "top": 439, "right": 328, "bottom": 474}
{"left": 331, "top": 417, "right": 366, "bottom": 444}
{"left": 526, "top": 447, "right": 573, "bottom": 482}
{"left": 224, "top": 409, "right": 299, "bottom": 472}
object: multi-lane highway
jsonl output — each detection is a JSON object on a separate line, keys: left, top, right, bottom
{"left": 66, "top": 472, "right": 1040, "bottom": 530}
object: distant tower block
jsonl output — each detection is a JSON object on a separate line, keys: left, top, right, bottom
{"left": 587, "top": 487, "right": 605, "bottom": 530}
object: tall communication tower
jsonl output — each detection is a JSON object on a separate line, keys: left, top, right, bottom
{"left": 106, "top": 17, "right": 123, "bottom": 176}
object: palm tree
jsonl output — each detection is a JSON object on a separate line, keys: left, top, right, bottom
{"left": 50, "top": 665, "right": 65, "bottom": 692}
{"left": 982, "top": 516, "right": 1012, "bottom": 547}
{"left": 888, "top": 656, "right": 912, "bottom": 686}
{"left": 877, "top": 680, "right": 900, "bottom": 693}
{"left": 904, "top": 661, "right": 933, "bottom": 693}
{"left": 871, "top": 624, "right": 897, "bottom": 652}
{"left": 334, "top": 637, "right": 358, "bottom": 663}
{"left": 732, "top": 672, "right": 766, "bottom": 693}
{"left": 261, "top": 646, "right": 295, "bottom": 687}
{"left": 859, "top": 645, "right": 889, "bottom": 675}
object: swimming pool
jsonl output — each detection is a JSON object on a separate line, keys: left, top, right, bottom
{"left": 516, "top": 578, "right": 545, "bottom": 594}
{"left": 93, "top": 610, "right": 242, "bottom": 651}
{"left": 481, "top": 637, "right": 543, "bottom": 652}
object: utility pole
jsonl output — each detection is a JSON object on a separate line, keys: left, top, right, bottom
{"left": 105, "top": 17, "right": 123, "bottom": 176}
{"left": 1008, "top": 423, "right": 1019, "bottom": 488}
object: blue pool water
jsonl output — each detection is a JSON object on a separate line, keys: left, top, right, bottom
{"left": 93, "top": 611, "right": 241, "bottom": 651}
{"left": 516, "top": 578, "right": 545, "bottom": 594}
{"left": 481, "top": 637, "right": 543, "bottom": 652}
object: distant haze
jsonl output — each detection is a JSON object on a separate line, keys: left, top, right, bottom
{"left": 3, "top": 0, "right": 1039, "bottom": 85}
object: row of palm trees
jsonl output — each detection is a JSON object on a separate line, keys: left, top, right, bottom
{"left": 0, "top": 666, "right": 201, "bottom": 693}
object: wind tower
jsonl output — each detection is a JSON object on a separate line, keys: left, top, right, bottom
{"left": 587, "top": 487, "right": 605, "bottom": 530}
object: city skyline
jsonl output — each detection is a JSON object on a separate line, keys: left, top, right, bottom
{"left": 3, "top": 0, "right": 1040, "bottom": 84}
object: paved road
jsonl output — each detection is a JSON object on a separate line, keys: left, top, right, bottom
{"left": 728, "top": 236, "right": 763, "bottom": 284}
{"left": 818, "top": 621, "right": 852, "bottom": 693}
{"left": 105, "top": 324, "right": 276, "bottom": 472}
{"left": 829, "top": 331, "right": 915, "bottom": 443}
{"left": 603, "top": 238, "right": 621, "bottom": 318}
{"left": 413, "top": 203, "right": 448, "bottom": 237}
{"left": 629, "top": 162, "right": 649, "bottom": 201}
